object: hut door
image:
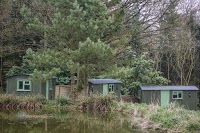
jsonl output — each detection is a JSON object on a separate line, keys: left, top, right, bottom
{"left": 103, "top": 84, "right": 108, "bottom": 95}
{"left": 161, "top": 90, "right": 170, "bottom": 107}
{"left": 46, "top": 80, "right": 49, "bottom": 100}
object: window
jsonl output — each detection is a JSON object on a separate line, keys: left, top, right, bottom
{"left": 17, "top": 80, "right": 31, "bottom": 91}
{"left": 108, "top": 84, "right": 114, "bottom": 92}
{"left": 172, "top": 91, "right": 183, "bottom": 99}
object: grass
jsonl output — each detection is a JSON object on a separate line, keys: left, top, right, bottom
{"left": 75, "top": 93, "right": 116, "bottom": 112}
{"left": 56, "top": 97, "right": 73, "bottom": 106}
{"left": 112, "top": 101, "right": 200, "bottom": 132}
{"left": 66, "top": 94, "right": 200, "bottom": 132}
{"left": 148, "top": 103, "right": 200, "bottom": 132}
{"left": 0, "top": 94, "right": 46, "bottom": 109}
{"left": 1, "top": 93, "right": 199, "bottom": 132}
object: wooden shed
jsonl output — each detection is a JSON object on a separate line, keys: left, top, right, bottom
{"left": 88, "top": 79, "right": 121, "bottom": 99}
{"left": 138, "top": 86, "right": 199, "bottom": 110}
{"left": 55, "top": 85, "right": 71, "bottom": 98}
{"left": 6, "top": 74, "right": 56, "bottom": 100}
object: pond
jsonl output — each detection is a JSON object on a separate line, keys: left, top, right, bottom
{"left": 0, "top": 110, "right": 154, "bottom": 133}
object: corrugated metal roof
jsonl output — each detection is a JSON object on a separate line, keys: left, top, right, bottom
{"left": 140, "top": 86, "right": 198, "bottom": 91}
{"left": 88, "top": 79, "right": 121, "bottom": 84}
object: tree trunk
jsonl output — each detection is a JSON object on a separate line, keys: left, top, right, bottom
{"left": 70, "top": 72, "right": 76, "bottom": 101}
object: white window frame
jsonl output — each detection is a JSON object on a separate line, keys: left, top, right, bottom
{"left": 17, "top": 80, "right": 31, "bottom": 91}
{"left": 108, "top": 84, "right": 114, "bottom": 92}
{"left": 172, "top": 91, "right": 183, "bottom": 99}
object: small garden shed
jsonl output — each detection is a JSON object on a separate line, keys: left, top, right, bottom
{"left": 6, "top": 74, "right": 56, "bottom": 100}
{"left": 138, "top": 86, "right": 198, "bottom": 110}
{"left": 88, "top": 79, "right": 121, "bottom": 99}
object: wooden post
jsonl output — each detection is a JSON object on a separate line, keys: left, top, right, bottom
{"left": 45, "top": 118, "right": 47, "bottom": 131}
{"left": 0, "top": 31, "right": 2, "bottom": 91}
{"left": 59, "top": 85, "right": 60, "bottom": 97}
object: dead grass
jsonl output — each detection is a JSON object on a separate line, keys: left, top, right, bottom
{"left": 0, "top": 94, "right": 46, "bottom": 109}
{"left": 75, "top": 93, "right": 116, "bottom": 112}
{"left": 113, "top": 101, "right": 200, "bottom": 132}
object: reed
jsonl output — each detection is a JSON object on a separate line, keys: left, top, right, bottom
{"left": 76, "top": 93, "right": 116, "bottom": 112}
{"left": 0, "top": 94, "right": 46, "bottom": 110}
{"left": 113, "top": 101, "right": 200, "bottom": 132}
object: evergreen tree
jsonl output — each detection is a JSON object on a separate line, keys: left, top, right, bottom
{"left": 21, "top": 0, "right": 114, "bottom": 50}
{"left": 101, "top": 55, "right": 169, "bottom": 95}
{"left": 20, "top": 0, "right": 116, "bottom": 92}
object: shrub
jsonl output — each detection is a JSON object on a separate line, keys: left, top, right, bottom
{"left": 0, "top": 94, "right": 47, "bottom": 109}
{"left": 187, "top": 122, "right": 200, "bottom": 131}
{"left": 56, "top": 97, "right": 72, "bottom": 106}
{"left": 77, "top": 93, "right": 116, "bottom": 112}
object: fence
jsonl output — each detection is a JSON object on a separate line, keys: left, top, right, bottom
{"left": 55, "top": 85, "right": 71, "bottom": 98}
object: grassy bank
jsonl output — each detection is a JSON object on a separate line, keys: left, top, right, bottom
{"left": 0, "top": 94, "right": 46, "bottom": 109}
{"left": 113, "top": 101, "right": 200, "bottom": 132}
{"left": 61, "top": 94, "right": 200, "bottom": 132}
{"left": 1, "top": 93, "right": 200, "bottom": 132}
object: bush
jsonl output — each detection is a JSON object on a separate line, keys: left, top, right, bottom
{"left": 187, "top": 122, "right": 200, "bottom": 131}
{"left": 150, "top": 109, "right": 178, "bottom": 128}
{"left": 77, "top": 93, "right": 116, "bottom": 112}
{"left": 56, "top": 97, "right": 72, "bottom": 106}
{"left": 112, "top": 101, "right": 200, "bottom": 132}
{"left": 147, "top": 103, "right": 200, "bottom": 131}
{"left": 0, "top": 94, "right": 47, "bottom": 109}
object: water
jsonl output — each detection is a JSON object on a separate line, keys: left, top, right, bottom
{"left": 0, "top": 110, "right": 147, "bottom": 133}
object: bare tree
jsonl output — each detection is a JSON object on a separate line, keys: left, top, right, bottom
{"left": 172, "top": 19, "right": 197, "bottom": 85}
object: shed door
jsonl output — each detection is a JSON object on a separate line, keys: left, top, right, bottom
{"left": 103, "top": 84, "right": 108, "bottom": 95}
{"left": 161, "top": 90, "right": 170, "bottom": 107}
{"left": 46, "top": 80, "right": 49, "bottom": 100}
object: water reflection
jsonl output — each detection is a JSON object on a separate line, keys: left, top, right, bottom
{"left": 0, "top": 110, "right": 148, "bottom": 133}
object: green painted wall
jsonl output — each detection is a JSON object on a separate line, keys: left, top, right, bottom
{"left": 140, "top": 89, "right": 198, "bottom": 110}
{"left": 6, "top": 75, "right": 56, "bottom": 100}
{"left": 141, "top": 90, "right": 161, "bottom": 105}
{"left": 6, "top": 75, "right": 41, "bottom": 95}
{"left": 161, "top": 90, "right": 170, "bottom": 107}
{"left": 41, "top": 81, "right": 46, "bottom": 98}
{"left": 88, "top": 83, "right": 121, "bottom": 100}
{"left": 90, "top": 84, "right": 103, "bottom": 93}
{"left": 170, "top": 90, "right": 198, "bottom": 110}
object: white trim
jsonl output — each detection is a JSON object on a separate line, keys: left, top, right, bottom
{"left": 172, "top": 91, "right": 183, "bottom": 99}
{"left": 17, "top": 90, "right": 31, "bottom": 92}
{"left": 17, "top": 80, "right": 31, "bottom": 92}
{"left": 108, "top": 84, "right": 114, "bottom": 92}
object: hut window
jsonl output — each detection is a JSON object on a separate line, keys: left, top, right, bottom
{"left": 172, "top": 91, "right": 183, "bottom": 99}
{"left": 17, "top": 80, "right": 31, "bottom": 91}
{"left": 108, "top": 84, "right": 114, "bottom": 92}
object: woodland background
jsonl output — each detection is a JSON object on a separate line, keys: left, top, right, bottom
{"left": 1, "top": 0, "right": 200, "bottom": 95}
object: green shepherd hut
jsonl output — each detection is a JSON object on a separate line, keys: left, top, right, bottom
{"left": 138, "top": 86, "right": 199, "bottom": 110}
{"left": 6, "top": 74, "right": 56, "bottom": 100}
{"left": 88, "top": 79, "right": 121, "bottom": 99}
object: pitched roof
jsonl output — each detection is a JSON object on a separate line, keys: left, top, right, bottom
{"left": 140, "top": 86, "right": 198, "bottom": 91}
{"left": 7, "top": 74, "right": 57, "bottom": 79}
{"left": 88, "top": 79, "right": 121, "bottom": 84}
{"left": 6, "top": 74, "right": 31, "bottom": 78}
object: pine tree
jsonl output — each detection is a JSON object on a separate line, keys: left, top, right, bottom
{"left": 20, "top": 0, "right": 115, "bottom": 93}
